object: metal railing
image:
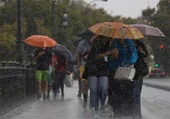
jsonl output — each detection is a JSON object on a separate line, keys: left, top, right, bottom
{"left": 0, "top": 62, "right": 36, "bottom": 115}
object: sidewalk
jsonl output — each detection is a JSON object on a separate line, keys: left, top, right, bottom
{"left": 143, "top": 78, "right": 170, "bottom": 91}
{"left": 1, "top": 79, "right": 169, "bottom": 119}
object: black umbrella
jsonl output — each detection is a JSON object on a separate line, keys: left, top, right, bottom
{"left": 77, "top": 29, "right": 94, "bottom": 38}
{"left": 52, "top": 44, "right": 73, "bottom": 62}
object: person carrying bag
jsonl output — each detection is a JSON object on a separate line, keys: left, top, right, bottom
{"left": 133, "top": 39, "right": 148, "bottom": 118}
{"left": 107, "top": 38, "right": 138, "bottom": 118}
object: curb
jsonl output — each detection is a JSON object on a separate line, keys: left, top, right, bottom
{"left": 143, "top": 82, "right": 170, "bottom": 91}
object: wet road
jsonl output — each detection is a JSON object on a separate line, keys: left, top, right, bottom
{"left": 1, "top": 80, "right": 170, "bottom": 119}
{"left": 142, "top": 85, "right": 170, "bottom": 119}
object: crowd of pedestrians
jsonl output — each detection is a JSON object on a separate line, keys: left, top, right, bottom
{"left": 32, "top": 31, "right": 148, "bottom": 119}
{"left": 75, "top": 34, "right": 148, "bottom": 119}
{"left": 34, "top": 47, "right": 71, "bottom": 100}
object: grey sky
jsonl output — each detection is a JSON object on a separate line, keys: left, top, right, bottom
{"left": 85, "top": 0, "right": 159, "bottom": 18}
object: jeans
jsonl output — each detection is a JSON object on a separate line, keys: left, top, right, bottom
{"left": 133, "top": 76, "right": 143, "bottom": 116}
{"left": 87, "top": 76, "right": 108, "bottom": 110}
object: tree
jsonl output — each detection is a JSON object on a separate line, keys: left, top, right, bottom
{"left": 0, "top": 24, "right": 16, "bottom": 61}
{"left": 0, "top": 0, "right": 137, "bottom": 61}
{"left": 141, "top": 7, "right": 155, "bottom": 24}
{"left": 140, "top": 0, "right": 170, "bottom": 73}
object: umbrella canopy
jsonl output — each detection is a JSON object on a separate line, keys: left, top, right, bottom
{"left": 77, "top": 29, "right": 94, "bottom": 38}
{"left": 88, "top": 22, "right": 144, "bottom": 39}
{"left": 24, "top": 35, "right": 57, "bottom": 48}
{"left": 130, "top": 24, "right": 165, "bottom": 37}
{"left": 52, "top": 44, "right": 73, "bottom": 62}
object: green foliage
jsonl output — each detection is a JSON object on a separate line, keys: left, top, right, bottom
{"left": 141, "top": 0, "right": 170, "bottom": 73}
{"left": 0, "top": 33, "right": 16, "bottom": 61}
{"left": 0, "top": 0, "right": 137, "bottom": 61}
{"left": 142, "top": 7, "right": 155, "bottom": 19}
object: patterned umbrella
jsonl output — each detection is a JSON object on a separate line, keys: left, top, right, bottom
{"left": 88, "top": 22, "right": 144, "bottom": 39}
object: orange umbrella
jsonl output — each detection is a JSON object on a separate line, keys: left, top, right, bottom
{"left": 24, "top": 35, "right": 57, "bottom": 48}
{"left": 88, "top": 22, "right": 144, "bottom": 39}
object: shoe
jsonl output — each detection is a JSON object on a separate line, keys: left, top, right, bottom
{"left": 47, "top": 94, "right": 50, "bottom": 99}
{"left": 62, "top": 93, "right": 64, "bottom": 98}
{"left": 139, "top": 115, "right": 142, "bottom": 118}
{"left": 89, "top": 103, "right": 94, "bottom": 110}
{"left": 94, "top": 110, "right": 100, "bottom": 119}
{"left": 83, "top": 101, "right": 87, "bottom": 108}
{"left": 43, "top": 94, "right": 47, "bottom": 100}
{"left": 101, "top": 109, "right": 107, "bottom": 117}
{"left": 57, "top": 89, "right": 60, "bottom": 94}
{"left": 53, "top": 93, "right": 57, "bottom": 99}
{"left": 77, "top": 93, "right": 81, "bottom": 97}
{"left": 37, "top": 93, "right": 41, "bottom": 100}
{"left": 114, "top": 113, "right": 122, "bottom": 119}
{"left": 133, "top": 115, "right": 142, "bottom": 119}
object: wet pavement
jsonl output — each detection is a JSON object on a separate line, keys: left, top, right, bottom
{"left": 1, "top": 79, "right": 170, "bottom": 119}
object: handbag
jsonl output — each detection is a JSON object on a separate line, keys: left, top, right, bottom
{"left": 114, "top": 65, "right": 136, "bottom": 81}
{"left": 64, "top": 73, "right": 73, "bottom": 87}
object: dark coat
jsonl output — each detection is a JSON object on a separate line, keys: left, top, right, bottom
{"left": 134, "top": 40, "right": 149, "bottom": 78}
{"left": 82, "top": 39, "right": 109, "bottom": 79}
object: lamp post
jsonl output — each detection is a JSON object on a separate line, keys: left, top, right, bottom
{"left": 51, "top": 0, "right": 57, "bottom": 39}
{"left": 62, "top": 11, "right": 68, "bottom": 45}
{"left": 85, "top": 0, "right": 107, "bottom": 11}
{"left": 16, "top": 0, "right": 24, "bottom": 63}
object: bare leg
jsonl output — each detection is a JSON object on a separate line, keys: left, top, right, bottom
{"left": 42, "top": 81, "right": 48, "bottom": 100}
{"left": 44, "top": 81, "right": 48, "bottom": 95}
{"left": 38, "top": 81, "right": 41, "bottom": 94}
{"left": 37, "top": 80, "right": 41, "bottom": 99}
{"left": 47, "top": 85, "right": 52, "bottom": 99}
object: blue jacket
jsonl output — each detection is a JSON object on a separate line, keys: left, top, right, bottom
{"left": 108, "top": 39, "right": 138, "bottom": 71}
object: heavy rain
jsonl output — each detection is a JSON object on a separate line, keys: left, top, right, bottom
{"left": 0, "top": 0, "right": 170, "bottom": 119}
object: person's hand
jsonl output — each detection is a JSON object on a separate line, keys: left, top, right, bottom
{"left": 109, "top": 55, "right": 116, "bottom": 60}
{"left": 138, "top": 46, "right": 145, "bottom": 54}
{"left": 95, "top": 53, "right": 105, "bottom": 60}
{"left": 38, "top": 51, "right": 45, "bottom": 56}
{"left": 65, "top": 70, "right": 70, "bottom": 75}
{"left": 82, "top": 79, "right": 87, "bottom": 85}
{"left": 110, "top": 48, "right": 118, "bottom": 55}
{"left": 52, "top": 67, "right": 55, "bottom": 72}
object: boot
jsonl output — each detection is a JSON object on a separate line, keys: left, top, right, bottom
{"left": 37, "top": 93, "right": 41, "bottom": 100}
{"left": 77, "top": 90, "right": 82, "bottom": 97}
{"left": 83, "top": 94, "right": 88, "bottom": 108}
{"left": 43, "top": 94, "right": 47, "bottom": 100}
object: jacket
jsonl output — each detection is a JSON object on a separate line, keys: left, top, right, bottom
{"left": 82, "top": 39, "right": 109, "bottom": 79}
{"left": 108, "top": 39, "right": 138, "bottom": 71}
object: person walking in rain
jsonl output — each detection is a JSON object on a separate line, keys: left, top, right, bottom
{"left": 133, "top": 39, "right": 148, "bottom": 118}
{"left": 106, "top": 38, "right": 138, "bottom": 118}
{"left": 52, "top": 53, "right": 69, "bottom": 98}
{"left": 47, "top": 52, "right": 57, "bottom": 99}
{"left": 74, "top": 30, "right": 93, "bottom": 107}
{"left": 34, "top": 47, "right": 52, "bottom": 100}
{"left": 82, "top": 35, "right": 117, "bottom": 118}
